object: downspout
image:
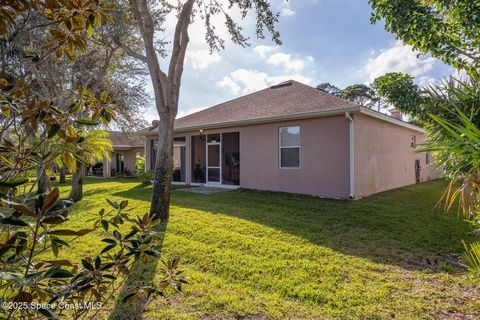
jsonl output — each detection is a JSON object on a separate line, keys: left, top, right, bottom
{"left": 345, "top": 112, "right": 355, "bottom": 199}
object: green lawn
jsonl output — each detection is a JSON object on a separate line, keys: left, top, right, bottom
{"left": 52, "top": 178, "right": 479, "bottom": 319}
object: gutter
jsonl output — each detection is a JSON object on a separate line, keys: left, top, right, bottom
{"left": 359, "top": 108, "right": 424, "bottom": 133}
{"left": 171, "top": 107, "right": 362, "bottom": 133}
{"left": 345, "top": 112, "right": 355, "bottom": 199}
{"left": 143, "top": 107, "right": 424, "bottom": 136}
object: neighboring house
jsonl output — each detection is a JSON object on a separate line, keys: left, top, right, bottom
{"left": 142, "top": 80, "right": 442, "bottom": 199}
{"left": 89, "top": 131, "right": 145, "bottom": 178}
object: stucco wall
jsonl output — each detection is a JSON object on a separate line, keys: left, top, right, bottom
{"left": 238, "top": 116, "right": 350, "bottom": 198}
{"left": 103, "top": 147, "right": 144, "bottom": 177}
{"left": 145, "top": 116, "right": 351, "bottom": 198}
{"left": 354, "top": 113, "right": 442, "bottom": 199}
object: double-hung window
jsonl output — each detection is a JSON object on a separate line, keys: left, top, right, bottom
{"left": 279, "top": 126, "right": 300, "bottom": 168}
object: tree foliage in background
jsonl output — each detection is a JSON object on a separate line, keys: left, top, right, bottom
{"left": 340, "top": 84, "right": 380, "bottom": 110}
{"left": 121, "top": 0, "right": 282, "bottom": 220}
{"left": 370, "top": 0, "right": 480, "bottom": 77}
{"left": 373, "top": 72, "right": 421, "bottom": 117}
{"left": 0, "top": 2, "right": 186, "bottom": 318}
{"left": 316, "top": 82, "right": 383, "bottom": 111}
{"left": 1, "top": 0, "right": 151, "bottom": 199}
{"left": 0, "top": 2, "right": 149, "bottom": 131}
{"left": 316, "top": 82, "right": 341, "bottom": 97}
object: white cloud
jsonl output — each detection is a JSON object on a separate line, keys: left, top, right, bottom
{"left": 253, "top": 45, "right": 276, "bottom": 59}
{"left": 361, "top": 41, "right": 437, "bottom": 83}
{"left": 281, "top": 8, "right": 296, "bottom": 16}
{"left": 267, "top": 53, "right": 306, "bottom": 72}
{"left": 186, "top": 50, "right": 222, "bottom": 70}
{"left": 253, "top": 45, "right": 315, "bottom": 73}
{"left": 217, "top": 68, "right": 312, "bottom": 95}
{"left": 217, "top": 76, "right": 242, "bottom": 95}
{"left": 177, "top": 106, "right": 209, "bottom": 119}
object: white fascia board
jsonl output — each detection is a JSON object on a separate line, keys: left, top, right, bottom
{"left": 359, "top": 108, "right": 425, "bottom": 133}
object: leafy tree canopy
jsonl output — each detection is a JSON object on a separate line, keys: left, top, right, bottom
{"left": 370, "top": 0, "right": 480, "bottom": 77}
{"left": 316, "top": 82, "right": 341, "bottom": 96}
{"left": 373, "top": 72, "right": 421, "bottom": 116}
{"left": 340, "top": 84, "right": 379, "bottom": 109}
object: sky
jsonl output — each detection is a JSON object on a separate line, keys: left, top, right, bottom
{"left": 142, "top": 0, "right": 455, "bottom": 122}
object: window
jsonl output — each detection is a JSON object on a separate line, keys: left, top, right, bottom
{"left": 426, "top": 152, "right": 431, "bottom": 164}
{"left": 279, "top": 126, "right": 300, "bottom": 168}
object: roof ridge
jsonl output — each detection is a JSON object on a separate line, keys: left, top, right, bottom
{"left": 176, "top": 83, "right": 282, "bottom": 121}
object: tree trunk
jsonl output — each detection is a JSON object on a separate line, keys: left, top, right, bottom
{"left": 37, "top": 167, "right": 51, "bottom": 194}
{"left": 129, "top": 0, "right": 194, "bottom": 221}
{"left": 149, "top": 117, "right": 174, "bottom": 221}
{"left": 59, "top": 165, "right": 67, "bottom": 184}
{"left": 69, "top": 165, "right": 83, "bottom": 202}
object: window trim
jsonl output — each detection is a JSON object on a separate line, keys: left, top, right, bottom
{"left": 279, "top": 125, "right": 301, "bottom": 169}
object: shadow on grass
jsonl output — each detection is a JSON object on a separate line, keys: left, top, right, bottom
{"left": 108, "top": 222, "right": 167, "bottom": 320}
{"left": 112, "top": 179, "right": 473, "bottom": 272}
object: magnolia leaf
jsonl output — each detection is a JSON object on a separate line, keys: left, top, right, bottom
{"left": 67, "top": 102, "right": 81, "bottom": 113}
{"left": 43, "top": 188, "right": 60, "bottom": 212}
{"left": 5, "top": 201, "right": 36, "bottom": 218}
{"left": 94, "top": 256, "right": 101, "bottom": 269}
{"left": 55, "top": 48, "right": 63, "bottom": 59}
{"left": 64, "top": 152, "right": 76, "bottom": 173}
{"left": 0, "top": 217, "right": 29, "bottom": 226}
{"left": 100, "top": 244, "right": 116, "bottom": 254}
{"left": 51, "top": 239, "right": 59, "bottom": 257}
{"left": 101, "top": 220, "right": 109, "bottom": 232}
{"left": 47, "top": 123, "right": 61, "bottom": 138}
{"left": 120, "top": 200, "right": 128, "bottom": 209}
{"left": 122, "top": 292, "right": 138, "bottom": 304}
{"left": 0, "top": 178, "right": 29, "bottom": 188}
{"left": 75, "top": 118, "right": 99, "bottom": 126}
{"left": 94, "top": 12, "right": 102, "bottom": 27}
{"left": 100, "top": 90, "right": 108, "bottom": 102}
{"left": 46, "top": 229, "right": 92, "bottom": 236}
{"left": 81, "top": 259, "right": 94, "bottom": 271}
{"left": 86, "top": 23, "right": 94, "bottom": 36}
{"left": 43, "top": 259, "right": 74, "bottom": 267}
{"left": 13, "top": 291, "right": 33, "bottom": 303}
{"left": 41, "top": 215, "right": 67, "bottom": 225}
{"left": 44, "top": 267, "right": 73, "bottom": 278}
{"left": 42, "top": 151, "right": 60, "bottom": 164}
{"left": 36, "top": 307, "right": 58, "bottom": 319}
{"left": 0, "top": 78, "right": 7, "bottom": 89}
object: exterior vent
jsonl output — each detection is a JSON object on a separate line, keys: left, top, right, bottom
{"left": 271, "top": 81, "right": 293, "bottom": 89}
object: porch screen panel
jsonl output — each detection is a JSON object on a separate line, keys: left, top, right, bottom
{"left": 191, "top": 135, "right": 206, "bottom": 183}
{"left": 222, "top": 132, "right": 240, "bottom": 185}
{"left": 150, "top": 139, "right": 157, "bottom": 170}
{"left": 173, "top": 145, "right": 186, "bottom": 182}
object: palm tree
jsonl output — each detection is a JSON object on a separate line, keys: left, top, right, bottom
{"left": 55, "top": 130, "right": 113, "bottom": 201}
{"left": 70, "top": 130, "right": 112, "bottom": 201}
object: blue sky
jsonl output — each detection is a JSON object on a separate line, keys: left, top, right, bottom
{"left": 143, "top": 0, "right": 455, "bottom": 121}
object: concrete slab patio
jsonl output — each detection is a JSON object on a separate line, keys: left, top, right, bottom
{"left": 177, "top": 186, "right": 234, "bottom": 195}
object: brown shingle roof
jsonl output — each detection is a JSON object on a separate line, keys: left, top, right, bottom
{"left": 108, "top": 131, "right": 145, "bottom": 148}
{"left": 173, "top": 80, "right": 359, "bottom": 130}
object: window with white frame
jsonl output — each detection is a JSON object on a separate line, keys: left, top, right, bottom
{"left": 279, "top": 126, "right": 300, "bottom": 168}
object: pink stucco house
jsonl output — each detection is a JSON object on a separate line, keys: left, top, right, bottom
{"left": 142, "top": 80, "right": 442, "bottom": 199}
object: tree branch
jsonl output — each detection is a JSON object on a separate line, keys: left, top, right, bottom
{"left": 115, "top": 39, "right": 147, "bottom": 63}
{"left": 130, "top": 0, "right": 168, "bottom": 112}
{"left": 167, "top": 0, "right": 195, "bottom": 115}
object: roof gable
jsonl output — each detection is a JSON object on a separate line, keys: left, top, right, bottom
{"left": 174, "top": 80, "right": 359, "bottom": 130}
{"left": 140, "top": 80, "right": 423, "bottom": 134}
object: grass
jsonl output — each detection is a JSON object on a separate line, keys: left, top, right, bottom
{"left": 50, "top": 178, "right": 479, "bottom": 319}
